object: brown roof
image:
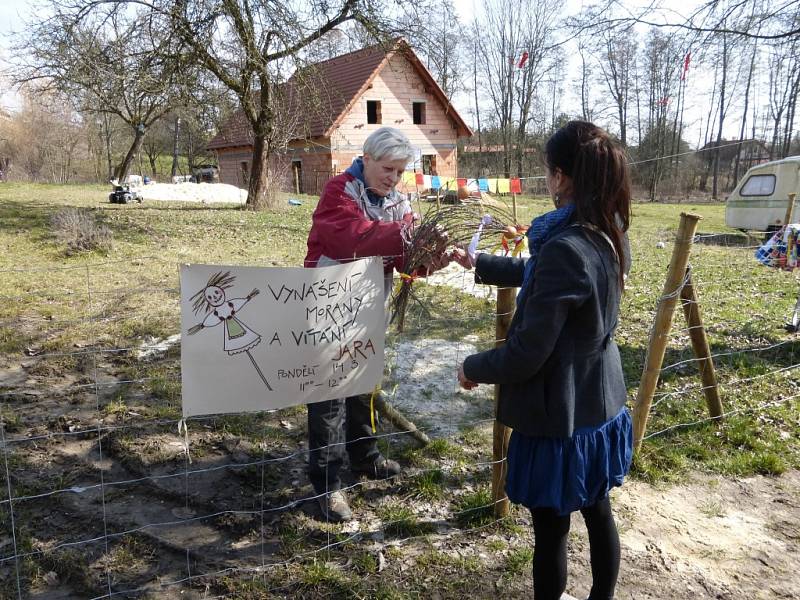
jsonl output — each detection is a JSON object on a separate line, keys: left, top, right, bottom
{"left": 207, "top": 39, "right": 472, "bottom": 151}
{"left": 207, "top": 106, "right": 253, "bottom": 150}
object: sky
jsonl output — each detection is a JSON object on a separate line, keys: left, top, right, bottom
{"left": 0, "top": 0, "right": 778, "bottom": 148}
{"left": 0, "top": 0, "right": 33, "bottom": 112}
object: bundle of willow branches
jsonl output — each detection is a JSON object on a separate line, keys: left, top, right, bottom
{"left": 391, "top": 202, "right": 523, "bottom": 331}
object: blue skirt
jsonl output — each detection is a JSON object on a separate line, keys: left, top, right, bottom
{"left": 505, "top": 408, "right": 633, "bottom": 516}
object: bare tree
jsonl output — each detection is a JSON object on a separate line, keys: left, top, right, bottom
{"left": 577, "top": 41, "right": 595, "bottom": 122}
{"left": 170, "top": 116, "right": 181, "bottom": 178}
{"left": 403, "top": 0, "right": 464, "bottom": 99}
{"left": 513, "top": 0, "right": 561, "bottom": 176}
{"left": 767, "top": 37, "right": 800, "bottom": 159}
{"left": 711, "top": 32, "right": 730, "bottom": 199}
{"left": 141, "top": 118, "right": 174, "bottom": 177}
{"left": 636, "top": 28, "right": 684, "bottom": 200}
{"left": 71, "top": 0, "right": 436, "bottom": 209}
{"left": 470, "top": 33, "right": 484, "bottom": 170}
{"left": 2, "top": 87, "right": 86, "bottom": 182}
{"left": 12, "top": 4, "right": 193, "bottom": 183}
{"left": 733, "top": 39, "right": 759, "bottom": 183}
{"left": 597, "top": 27, "right": 637, "bottom": 146}
{"left": 574, "top": 0, "right": 800, "bottom": 41}
{"left": 475, "top": 0, "right": 562, "bottom": 177}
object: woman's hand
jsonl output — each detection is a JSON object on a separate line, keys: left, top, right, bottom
{"left": 458, "top": 364, "right": 478, "bottom": 390}
{"left": 402, "top": 211, "right": 420, "bottom": 228}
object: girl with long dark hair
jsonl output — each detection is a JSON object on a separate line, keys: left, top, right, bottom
{"left": 456, "top": 121, "right": 633, "bottom": 599}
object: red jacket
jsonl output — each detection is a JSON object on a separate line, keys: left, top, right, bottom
{"left": 305, "top": 171, "right": 412, "bottom": 273}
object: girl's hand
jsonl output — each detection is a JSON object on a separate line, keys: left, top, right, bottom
{"left": 450, "top": 246, "right": 475, "bottom": 270}
{"left": 247, "top": 288, "right": 260, "bottom": 300}
{"left": 458, "top": 364, "right": 478, "bottom": 390}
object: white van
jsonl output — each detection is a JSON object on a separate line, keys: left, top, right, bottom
{"left": 725, "top": 155, "right": 800, "bottom": 231}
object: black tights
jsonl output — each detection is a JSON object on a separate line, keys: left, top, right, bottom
{"left": 530, "top": 496, "right": 620, "bottom": 600}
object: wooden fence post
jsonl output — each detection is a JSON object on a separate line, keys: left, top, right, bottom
{"left": 512, "top": 193, "right": 517, "bottom": 223}
{"left": 680, "top": 267, "right": 723, "bottom": 421}
{"left": 492, "top": 286, "right": 515, "bottom": 517}
{"left": 633, "top": 212, "right": 701, "bottom": 452}
{"left": 784, "top": 193, "right": 797, "bottom": 226}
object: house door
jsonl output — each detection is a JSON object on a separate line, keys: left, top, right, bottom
{"left": 292, "top": 160, "right": 303, "bottom": 194}
{"left": 422, "top": 154, "right": 437, "bottom": 175}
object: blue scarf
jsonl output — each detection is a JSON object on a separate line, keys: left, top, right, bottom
{"left": 518, "top": 204, "right": 575, "bottom": 308}
{"left": 346, "top": 157, "right": 386, "bottom": 207}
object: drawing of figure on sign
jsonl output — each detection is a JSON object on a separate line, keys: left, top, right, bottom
{"left": 186, "top": 271, "right": 273, "bottom": 390}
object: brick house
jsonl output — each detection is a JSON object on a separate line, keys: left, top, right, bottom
{"left": 206, "top": 39, "right": 472, "bottom": 196}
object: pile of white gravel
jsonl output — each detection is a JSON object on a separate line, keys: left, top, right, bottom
{"left": 135, "top": 182, "right": 247, "bottom": 204}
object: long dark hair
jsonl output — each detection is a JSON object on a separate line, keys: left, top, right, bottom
{"left": 545, "top": 121, "right": 631, "bottom": 290}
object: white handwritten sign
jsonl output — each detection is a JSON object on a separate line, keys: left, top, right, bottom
{"left": 180, "top": 258, "right": 385, "bottom": 417}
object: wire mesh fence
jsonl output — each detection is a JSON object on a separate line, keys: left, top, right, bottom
{"left": 1, "top": 214, "right": 799, "bottom": 597}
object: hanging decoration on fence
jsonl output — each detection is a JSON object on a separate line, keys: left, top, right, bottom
{"left": 755, "top": 224, "right": 800, "bottom": 270}
{"left": 180, "top": 258, "right": 385, "bottom": 417}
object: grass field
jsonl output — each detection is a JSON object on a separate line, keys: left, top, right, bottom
{"left": 0, "top": 182, "right": 798, "bottom": 597}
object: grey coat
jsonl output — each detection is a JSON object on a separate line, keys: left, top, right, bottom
{"left": 462, "top": 224, "right": 629, "bottom": 438}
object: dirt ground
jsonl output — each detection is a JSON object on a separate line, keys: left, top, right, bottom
{"left": 573, "top": 470, "right": 800, "bottom": 600}
{"left": 2, "top": 337, "right": 799, "bottom": 598}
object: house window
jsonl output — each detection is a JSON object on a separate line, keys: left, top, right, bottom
{"left": 367, "top": 100, "right": 381, "bottom": 124}
{"left": 413, "top": 102, "right": 426, "bottom": 125}
{"left": 240, "top": 161, "right": 249, "bottom": 183}
{"left": 422, "top": 154, "right": 437, "bottom": 175}
{"left": 740, "top": 174, "right": 776, "bottom": 196}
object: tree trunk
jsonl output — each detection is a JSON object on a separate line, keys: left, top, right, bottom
{"left": 103, "top": 115, "right": 114, "bottom": 181}
{"left": 171, "top": 116, "right": 181, "bottom": 178}
{"left": 635, "top": 73, "right": 642, "bottom": 145}
{"left": 734, "top": 42, "right": 757, "bottom": 185}
{"left": 247, "top": 134, "right": 278, "bottom": 210}
{"left": 116, "top": 126, "right": 145, "bottom": 182}
{"left": 670, "top": 77, "right": 682, "bottom": 176}
{"left": 712, "top": 36, "right": 727, "bottom": 200}
{"left": 149, "top": 155, "right": 158, "bottom": 176}
{"left": 472, "top": 38, "right": 483, "bottom": 172}
{"left": 782, "top": 68, "right": 800, "bottom": 157}
{"left": 580, "top": 50, "right": 590, "bottom": 120}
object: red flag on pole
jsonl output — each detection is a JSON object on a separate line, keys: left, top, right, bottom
{"left": 517, "top": 51, "right": 529, "bottom": 69}
{"left": 510, "top": 178, "right": 522, "bottom": 194}
{"left": 681, "top": 52, "right": 691, "bottom": 80}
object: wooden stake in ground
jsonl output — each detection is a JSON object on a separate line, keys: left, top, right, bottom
{"left": 633, "top": 212, "right": 701, "bottom": 452}
{"left": 492, "top": 286, "right": 515, "bottom": 517}
{"left": 784, "top": 192, "right": 797, "bottom": 226}
{"left": 680, "top": 266, "right": 723, "bottom": 421}
{"left": 512, "top": 192, "right": 517, "bottom": 223}
{"left": 414, "top": 179, "right": 423, "bottom": 216}
{"left": 373, "top": 390, "right": 429, "bottom": 446}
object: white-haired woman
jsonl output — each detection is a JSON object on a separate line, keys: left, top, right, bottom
{"left": 304, "top": 126, "right": 447, "bottom": 522}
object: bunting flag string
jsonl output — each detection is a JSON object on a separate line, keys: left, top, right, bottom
{"left": 403, "top": 171, "right": 527, "bottom": 196}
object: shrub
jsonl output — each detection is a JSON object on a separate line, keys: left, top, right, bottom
{"left": 50, "top": 208, "right": 113, "bottom": 254}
